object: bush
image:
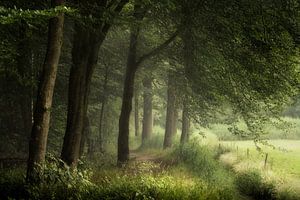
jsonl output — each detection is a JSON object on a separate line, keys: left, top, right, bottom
{"left": 172, "top": 141, "right": 239, "bottom": 199}
{"left": 26, "top": 154, "right": 95, "bottom": 200}
{"left": 235, "top": 170, "right": 277, "bottom": 200}
{"left": 277, "top": 190, "right": 300, "bottom": 200}
{"left": 0, "top": 168, "right": 27, "bottom": 199}
{"left": 0, "top": 154, "right": 96, "bottom": 200}
{"left": 173, "top": 141, "right": 218, "bottom": 178}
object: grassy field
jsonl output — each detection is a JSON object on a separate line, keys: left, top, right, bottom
{"left": 220, "top": 140, "right": 300, "bottom": 193}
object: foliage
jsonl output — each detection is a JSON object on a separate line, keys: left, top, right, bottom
{"left": 0, "top": 6, "right": 75, "bottom": 25}
{"left": 173, "top": 141, "right": 218, "bottom": 178}
{"left": 0, "top": 153, "right": 237, "bottom": 200}
{"left": 179, "top": 0, "right": 300, "bottom": 137}
{"left": 0, "top": 154, "right": 95, "bottom": 200}
{"left": 0, "top": 168, "right": 26, "bottom": 199}
{"left": 171, "top": 140, "right": 239, "bottom": 199}
{"left": 236, "top": 170, "right": 277, "bottom": 200}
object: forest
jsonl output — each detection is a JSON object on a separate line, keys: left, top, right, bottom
{"left": 0, "top": 0, "right": 300, "bottom": 199}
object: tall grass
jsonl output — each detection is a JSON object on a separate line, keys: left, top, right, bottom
{"left": 171, "top": 140, "right": 240, "bottom": 198}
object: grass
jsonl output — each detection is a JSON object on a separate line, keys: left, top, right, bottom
{"left": 0, "top": 141, "right": 241, "bottom": 200}
{"left": 220, "top": 140, "right": 300, "bottom": 194}
{"left": 2, "top": 128, "right": 299, "bottom": 200}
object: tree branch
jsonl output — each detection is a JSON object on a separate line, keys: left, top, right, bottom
{"left": 136, "top": 29, "right": 180, "bottom": 66}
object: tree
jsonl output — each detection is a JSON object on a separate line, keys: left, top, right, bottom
{"left": 180, "top": 103, "right": 190, "bottom": 144}
{"left": 134, "top": 84, "right": 140, "bottom": 137}
{"left": 163, "top": 71, "right": 177, "bottom": 149}
{"left": 117, "top": 4, "right": 143, "bottom": 163}
{"left": 98, "top": 63, "right": 110, "bottom": 153}
{"left": 26, "top": 0, "right": 64, "bottom": 181}
{"left": 0, "top": 0, "right": 49, "bottom": 156}
{"left": 178, "top": 0, "right": 300, "bottom": 137}
{"left": 141, "top": 76, "right": 153, "bottom": 146}
{"left": 61, "top": 0, "right": 128, "bottom": 167}
{"left": 117, "top": 2, "right": 179, "bottom": 164}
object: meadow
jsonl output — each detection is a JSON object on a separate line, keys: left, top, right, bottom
{"left": 220, "top": 140, "right": 300, "bottom": 194}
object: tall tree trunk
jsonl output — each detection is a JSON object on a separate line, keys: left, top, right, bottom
{"left": 98, "top": 64, "right": 109, "bottom": 152}
{"left": 79, "top": 116, "right": 90, "bottom": 158}
{"left": 61, "top": 25, "right": 105, "bottom": 167}
{"left": 141, "top": 76, "right": 153, "bottom": 146}
{"left": 163, "top": 73, "right": 176, "bottom": 149}
{"left": 98, "top": 102, "right": 105, "bottom": 152}
{"left": 172, "top": 108, "right": 178, "bottom": 136}
{"left": 134, "top": 85, "right": 140, "bottom": 137}
{"left": 180, "top": 104, "right": 190, "bottom": 144}
{"left": 61, "top": 0, "right": 128, "bottom": 167}
{"left": 87, "top": 117, "right": 94, "bottom": 158}
{"left": 118, "top": 31, "right": 139, "bottom": 164}
{"left": 26, "top": 0, "right": 64, "bottom": 182}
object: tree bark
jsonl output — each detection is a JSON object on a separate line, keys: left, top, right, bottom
{"left": 141, "top": 76, "right": 153, "bottom": 146}
{"left": 134, "top": 85, "right": 140, "bottom": 137}
{"left": 118, "top": 30, "right": 139, "bottom": 164}
{"left": 180, "top": 104, "right": 190, "bottom": 144}
{"left": 26, "top": 0, "right": 64, "bottom": 182}
{"left": 61, "top": 25, "right": 105, "bottom": 167}
{"left": 163, "top": 73, "right": 176, "bottom": 149}
{"left": 172, "top": 108, "right": 178, "bottom": 136}
{"left": 61, "top": 0, "right": 128, "bottom": 167}
{"left": 79, "top": 116, "right": 90, "bottom": 158}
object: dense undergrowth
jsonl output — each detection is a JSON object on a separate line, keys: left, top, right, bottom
{"left": 0, "top": 141, "right": 299, "bottom": 200}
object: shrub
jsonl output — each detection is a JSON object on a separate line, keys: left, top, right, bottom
{"left": 172, "top": 141, "right": 240, "bottom": 199}
{"left": 25, "top": 154, "right": 95, "bottom": 200}
{"left": 173, "top": 141, "right": 218, "bottom": 178}
{"left": 235, "top": 170, "right": 277, "bottom": 200}
{"left": 0, "top": 154, "right": 96, "bottom": 200}
{"left": 277, "top": 190, "right": 300, "bottom": 200}
{"left": 0, "top": 168, "right": 27, "bottom": 199}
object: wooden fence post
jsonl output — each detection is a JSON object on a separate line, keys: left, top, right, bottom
{"left": 247, "top": 148, "right": 249, "bottom": 158}
{"left": 264, "top": 153, "right": 268, "bottom": 168}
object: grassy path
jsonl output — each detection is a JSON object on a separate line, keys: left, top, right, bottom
{"left": 127, "top": 149, "right": 252, "bottom": 200}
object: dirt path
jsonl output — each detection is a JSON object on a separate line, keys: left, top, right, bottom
{"left": 130, "top": 151, "right": 162, "bottom": 162}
